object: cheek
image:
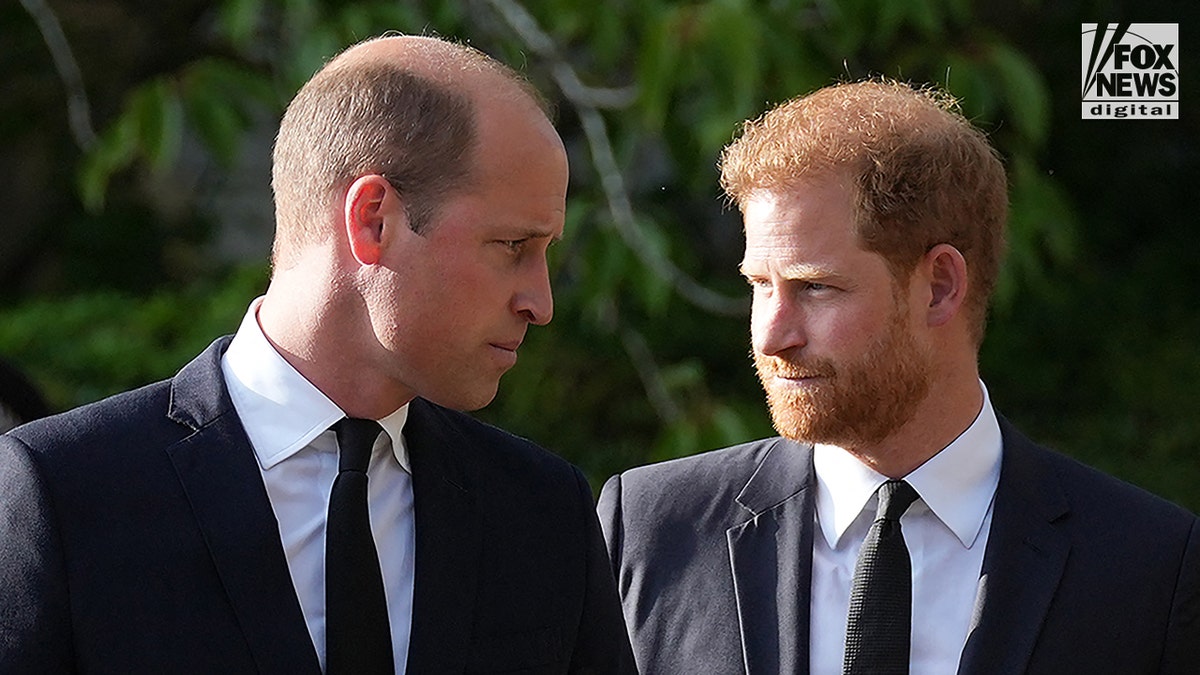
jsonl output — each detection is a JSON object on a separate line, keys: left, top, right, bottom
{"left": 361, "top": 267, "right": 441, "bottom": 348}
{"left": 809, "top": 304, "right": 884, "bottom": 354}
{"left": 818, "top": 313, "right": 860, "bottom": 343}
{"left": 441, "top": 271, "right": 504, "bottom": 326}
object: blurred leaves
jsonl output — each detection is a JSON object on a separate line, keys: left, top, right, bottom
{"left": 5, "top": 0, "right": 1197, "bottom": 505}
{"left": 77, "top": 58, "right": 276, "bottom": 212}
{"left": 986, "top": 41, "right": 1050, "bottom": 145}
{"left": 0, "top": 265, "right": 268, "bottom": 407}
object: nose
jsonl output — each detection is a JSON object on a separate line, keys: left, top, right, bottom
{"left": 513, "top": 259, "right": 554, "bottom": 326}
{"left": 751, "top": 289, "right": 806, "bottom": 357}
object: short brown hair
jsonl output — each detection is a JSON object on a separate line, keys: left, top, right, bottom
{"left": 720, "top": 80, "right": 1008, "bottom": 343}
{"left": 270, "top": 39, "right": 548, "bottom": 264}
{"left": 272, "top": 64, "right": 473, "bottom": 257}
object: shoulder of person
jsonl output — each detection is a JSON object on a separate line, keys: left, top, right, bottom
{"left": 1048, "top": 447, "right": 1195, "bottom": 526}
{"left": 408, "top": 396, "right": 582, "bottom": 485}
{"left": 1001, "top": 418, "right": 1198, "bottom": 528}
{"left": 619, "top": 437, "right": 799, "bottom": 489}
{"left": 603, "top": 437, "right": 807, "bottom": 516}
{"left": 5, "top": 377, "right": 174, "bottom": 455}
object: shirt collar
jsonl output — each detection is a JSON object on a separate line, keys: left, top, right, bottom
{"left": 813, "top": 381, "right": 1002, "bottom": 550}
{"left": 220, "top": 297, "right": 411, "bottom": 472}
{"left": 377, "top": 405, "right": 410, "bottom": 473}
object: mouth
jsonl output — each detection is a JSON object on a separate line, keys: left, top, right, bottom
{"left": 764, "top": 366, "right": 832, "bottom": 388}
{"left": 490, "top": 340, "right": 522, "bottom": 353}
{"left": 769, "top": 366, "right": 827, "bottom": 379}
{"left": 772, "top": 373, "right": 824, "bottom": 385}
{"left": 489, "top": 340, "right": 523, "bottom": 367}
{"left": 761, "top": 359, "right": 832, "bottom": 381}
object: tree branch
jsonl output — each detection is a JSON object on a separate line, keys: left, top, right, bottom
{"left": 483, "top": 0, "right": 748, "bottom": 317}
{"left": 19, "top": 0, "right": 97, "bottom": 150}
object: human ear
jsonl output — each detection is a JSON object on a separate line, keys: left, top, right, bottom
{"left": 923, "top": 243, "right": 969, "bottom": 327}
{"left": 343, "top": 175, "right": 407, "bottom": 265}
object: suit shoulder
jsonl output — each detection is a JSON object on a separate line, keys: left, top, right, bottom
{"left": 619, "top": 437, "right": 788, "bottom": 484}
{"left": 612, "top": 437, "right": 799, "bottom": 508}
{"left": 1044, "top": 445, "right": 1196, "bottom": 523}
{"left": 410, "top": 398, "right": 579, "bottom": 481}
{"left": 6, "top": 379, "right": 173, "bottom": 454}
{"left": 1003, "top": 423, "right": 1197, "bottom": 528}
{"left": 1, "top": 379, "right": 183, "bottom": 509}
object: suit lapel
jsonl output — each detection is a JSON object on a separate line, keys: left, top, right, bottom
{"left": 727, "top": 439, "right": 816, "bottom": 675}
{"left": 402, "top": 398, "right": 483, "bottom": 673}
{"left": 166, "top": 338, "right": 321, "bottom": 675}
{"left": 958, "top": 420, "right": 1071, "bottom": 675}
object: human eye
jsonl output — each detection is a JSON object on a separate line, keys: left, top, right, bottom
{"left": 744, "top": 275, "right": 773, "bottom": 293}
{"left": 497, "top": 238, "right": 528, "bottom": 253}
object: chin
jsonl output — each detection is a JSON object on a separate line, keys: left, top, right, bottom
{"left": 424, "top": 384, "right": 500, "bottom": 412}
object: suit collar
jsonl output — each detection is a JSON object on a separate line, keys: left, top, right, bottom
{"left": 220, "top": 301, "right": 414, "bottom": 472}
{"left": 729, "top": 439, "right": 816, "bottom": 675}
{"left": 735, "top": 437, "right": 815, "bottom": 515}
{"left": 173, "top": 347, "right": 488, "bottom": 673}
{"left": 957, "top": 417, "right": 1071, "bottom": 675}
{"left": 403, "top": 398, "right": 483, "bottom": 673}
{"left": 220, "top": 303, "right": 344, "bottom": 469}
{"left": 166, "top": 337, "right": 322, "bottom": 675}
{"left": 726, "top": 420, "right": 1070, "bottom": 675}
{"left": 167, "top": 336, "right": 237, "bottom": 430}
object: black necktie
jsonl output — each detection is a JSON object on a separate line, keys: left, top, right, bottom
{"left": 326, "top": 417, "right": 393, "bottom": 675}
{"left": 843, "top": 479, "right": 920, "bottom": 675}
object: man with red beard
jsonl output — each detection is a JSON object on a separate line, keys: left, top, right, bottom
{"left": 598, "top": 80, "right": 1199, "bottom": 675}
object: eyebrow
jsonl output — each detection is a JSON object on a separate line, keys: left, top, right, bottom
{"left": 500, "top": 226, "right": 563, "bottom": 243}
{"left": 738, "top": 261, "right": 838, "bottom": 279}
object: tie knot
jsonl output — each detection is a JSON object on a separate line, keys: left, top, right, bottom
{"left": 876, "top": 480, "right": 919, "bottom": 521}
{"left": 333, "top": 417, "right": 381, "bottom": 473}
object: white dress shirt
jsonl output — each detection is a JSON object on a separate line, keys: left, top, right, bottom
{"left": 220, "top": 298, "right": 414, "bottom": 674}
{"left": 810, "top": 382, "right": 1002, "bottom": 675}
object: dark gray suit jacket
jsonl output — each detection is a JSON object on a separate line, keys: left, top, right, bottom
{"left": 598, "top": 420, "right": 1200, "bottom": 674}
{"left": 0, "top": 337, "right": 635, "bottom": 674}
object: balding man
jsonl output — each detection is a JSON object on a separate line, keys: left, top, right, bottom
{"left": 1, "top": 35, "right": 635, "bottom": 674}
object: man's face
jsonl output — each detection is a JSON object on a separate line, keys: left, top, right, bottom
{"left": 741, "top": 175, "right": 933, "bottom": 449}
{"left": 364, "top": 100, "right": 568, "bottom": 411}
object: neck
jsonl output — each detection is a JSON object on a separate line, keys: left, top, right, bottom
{"left": 257, "top": 258, "right": 414, "bottom": 419}
{"left": 846, "top": 366, "right": 983, "bottom": 479}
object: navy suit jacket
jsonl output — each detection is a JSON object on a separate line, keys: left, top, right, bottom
{"left": 598, "top": 420, "right": 1200, "bottom": 674}
{"left": 0, "top": 338, "right": 635, "bottom": 674}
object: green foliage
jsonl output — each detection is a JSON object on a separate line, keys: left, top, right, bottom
{"left": 8, "top": 0, "right": 1197, "bottom": 509}
{"left": 77, "top": 59, "right": 276, "bottom": 212}
{"left": 986, "top": 41, "right": 1050, "bottom": 145}
{"left": 0, "top": 265, "right": 268, "bottom": 409}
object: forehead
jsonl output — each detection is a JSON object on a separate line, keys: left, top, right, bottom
{"left": 740, "top": 177, "right": 864, "bottom": 267}
{"left": 474, "top": 104, "right": 566, "bottom": 187}
{"left": 431, "top": 100, "right": 567, "bottom": 238}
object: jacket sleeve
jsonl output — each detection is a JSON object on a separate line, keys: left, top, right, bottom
{"left": 569, "top": 468, "right": 638, "bottom": 674}
{"left": 1161, "top": 515, "right": 1200, "bottom": 673}
{"left": 596, "top": 475, "right": 624, "bottom": 580}
{"left": 0, "top": 434, "right": 75, "bottom": 673}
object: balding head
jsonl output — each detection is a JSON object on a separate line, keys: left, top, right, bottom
{"left": 329, "top": 35, "right": 540, "bottom": 96}
{"left": 270, "top": 35, "right": 549, "bottom": 267}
